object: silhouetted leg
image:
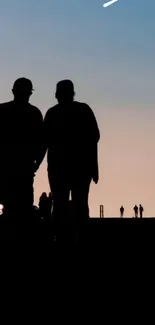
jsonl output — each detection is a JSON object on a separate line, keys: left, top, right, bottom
{"left": 10, "top": 176, "right": 34, "bottom": 238}
{"left": 48, "top": 173, "right": 70, "bottom": 239}
{"left": 18, "top": 185, "right": 33, "bottom": 239}
{"left": 71, "top": 179, "right": 91, "bottom": 243}
{"left": 52, "top": 187, "right": 70, "bottom": 221}
{"left": 53, "top": 186, "right": 70, "bottom": 242}
{"left": 71, "top": 178, "right": 91, "bottom": 225}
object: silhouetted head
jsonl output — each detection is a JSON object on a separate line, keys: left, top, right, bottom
{"left": 55, "top": 80, "right": 75, "bottom": 104}
{"left": 12, "top": 78, "right": 34, "bottom": 103}
{"left": 41, "top": 192, "right": 47, "bottom": 199}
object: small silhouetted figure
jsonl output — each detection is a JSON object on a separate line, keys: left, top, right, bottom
{"left": 0, "top": 78, "right": 43, "bottom": 220}
{"left": 39, "top": 192, "right": 53, "bottom": 224}
{"left": 139, "top": 204, "right": 144, "bottom": 218}
{"left": 39, "top": 192, "right": 48, "bottom": 212}
{"left": 120, "top": 206, "right": 124, "bottom": 218}
{"left": 133, "top": 205, "right": 138, "bottom": 218}
{"left": 38, "top": 80, "right": 100, "bottom": 230}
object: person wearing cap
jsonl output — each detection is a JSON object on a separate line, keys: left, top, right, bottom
{"left": 0, "top": 77, "right": 43, "bottom": 219}
{"left": 120, "top": 205, "right": 124, "bottom": 218}
{"left": 139, "top": 204, "right": 144, "bottom": 218}
{"left": 133, "top": 205, "right": 138, "bottom": 218}
{"left": 38, "top": 80, "right": 100, "bottom": 228}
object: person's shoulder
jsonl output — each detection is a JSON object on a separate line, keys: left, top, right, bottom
{"left": 47, "top": 104, "right": 58, "bottom": 113}
{"left": 74, "top": 101, "right": 91, "bottom": 110}
{"left": 74, "top": 101, "right": 93, "bottom": 115}
{"left": 0, "top": 101, "right": 13, "bottom": 109}
{"left": 28, "top": 103, "right": 41, "bottom": 114}
{"left": 0, "top": 101, "right": 13, "bottom": 115}
{"left": 28, "top": 103, "right": 43, "bottom": 119}
{"left": 45, "top": 104, "right": 59, "bottom": 118}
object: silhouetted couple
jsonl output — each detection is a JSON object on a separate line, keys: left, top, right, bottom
{"left": 0, "top": 78, "right": 100, "bottom": 228}
{"left": 133, "top": 205, "right": 144, "bottom": 218}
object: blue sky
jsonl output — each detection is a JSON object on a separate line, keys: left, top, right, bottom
{"left": 0, "top": 0, "right": 155, "bottom": 216}
{"left": 0, "top": 0, "right": 154, "bottom": 109}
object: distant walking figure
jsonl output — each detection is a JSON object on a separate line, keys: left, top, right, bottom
{"left": 133, "top": 205, "right": 138, "bottom": 218}
{"left": 0, "top": 78, "right": 43, "bottom": 218}
{"left": 120, "top": 206, "right": 124, "bottom": 218}
{"left": 39, "top": 192, "right": 48, "bottom": 213}
{"left": 39, "top": 192, "right": 52, "bottom": 223}
{"left": 39, "top": 80, "right": 100, "bottom": 227}
{"left": 139, "top": 204, "right": 144, "bottom": 218}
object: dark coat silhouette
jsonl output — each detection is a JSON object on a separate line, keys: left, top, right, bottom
{"left": 133, "top": 205, "right": 138, "bottom": 218}
{"left": 139, "top": 205, "right": 144, "bottom": 218}
{"left": 38, "top": 80, "right": 100, "bottom": 226}
{"left": 0, "top": 78, "right": 43, "bottom": 215}
{"left": 120, "top": 206, "right": 124, "bottom": 217}
{"left": 44, "top": 101, "right": 99, "bottom": 179}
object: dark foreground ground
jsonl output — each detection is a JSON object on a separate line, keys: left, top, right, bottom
{"left": 0, "top": 211, "right": 155, "bottom": 244}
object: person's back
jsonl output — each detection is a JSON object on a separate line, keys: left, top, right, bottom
{"left": 41, "top": 80, "right": 100, "bottom": 227}
{"left": 45, "top": 100, "right": 99, "bottom": 179}
{"left": 0, "top": 78, "right": 43, "bottom": 215}
{"left": 0, "top": 101, "right": 42, "bottom": 170}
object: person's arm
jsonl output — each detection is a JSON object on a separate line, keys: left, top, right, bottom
{"left": 86, "top": 104, "right": 100, "bottom": 183}
{"left": 92, "top": 144, "right": 99, "bottom": 184}
{"left": 87, "top": 107, "right": 100, "bottom": 143}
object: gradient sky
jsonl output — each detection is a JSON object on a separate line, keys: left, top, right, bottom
{"left": 0, "top": 0, "right": 155, "bottom": 217}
